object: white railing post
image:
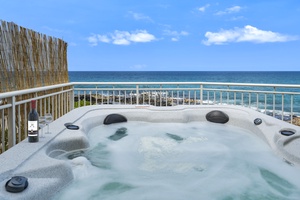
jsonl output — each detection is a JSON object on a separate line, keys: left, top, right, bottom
{"left": 241, "top": 93, "right": 244, "bottom": 106}
{"left": 291, "top": 95, "right": 294, "bottom": 124}
{"left": 113, "top": 85, "right": 115, "bottom": 104}
{"left": 213, "top": 91, "right": 216, "bottom": 104}
{"left": 281, "top": 94, "right": 284, "bottom": 120}
{"left": 83, "top": 91, "right": 86, "bottom": 106}
{"left": 70, "top": 85, "right": 74, "bottom": 110}
{"left": 227, "top": 86, "right": 229, "bottom": 105}
{"left": 136, "top": 85, "right": 139, "bottom": 105}
{"left": 234, "top": 92, "right": 236, "bottom": 105}
{"left": 256, "top": 93, "right": 259, "bottom": 111}
{"left": 7, "top": 96, "right": 16, "bottom": 148}
{"left": 207, "top": 91, "right": 209, "bottom": 105}
{"left": 264, "top": 94, "right": 267, "bottom": 114}
{"left": 1, "top": 109, "right": 5, "bottom": 152}
{"left": 89, "top": 91, "right": 92, "bottom": 106}
{"left": 249, "top": 93, "right": 251, "bottom": 108}
{"left": 220, "top": 91, "right": 223, "bottom": 105}
{"left": 273, "top": 87, "right": 276, "bottom": 117}
{"left": 200, "top": 84, "right": 203, "bottom": 105}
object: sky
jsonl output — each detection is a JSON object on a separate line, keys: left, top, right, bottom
{"left": 1, "top": 0, "right": 300, "bottom": 71}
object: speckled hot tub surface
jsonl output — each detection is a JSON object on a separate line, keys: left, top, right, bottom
{"left": 1, "top": 105, "right": 300, "bottom": 200}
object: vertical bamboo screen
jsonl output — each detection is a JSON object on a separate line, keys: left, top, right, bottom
{"left": 0, "top": 20, "right": 69, "bottom": 153}
{"left": 0, "top": 20, "right": 68, "bottom": 92}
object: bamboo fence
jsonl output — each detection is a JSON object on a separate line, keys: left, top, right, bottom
{"left": 0, "top": 20, "right": 68, "bottom": 92}
{"left": 0, "top": 20, "right": 69, "bottom": 153}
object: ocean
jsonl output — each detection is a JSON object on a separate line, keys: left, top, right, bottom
{"left": 69, "top": 71, "right": 300, "bottom": 84}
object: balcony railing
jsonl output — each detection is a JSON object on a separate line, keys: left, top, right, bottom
{"left": 1, "top": 82, "right": 300, "bottom": 154}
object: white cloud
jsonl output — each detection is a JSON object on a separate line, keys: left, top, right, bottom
{"left": 231, "top": 16, "right": 245, "bottom": 21}
{"left": 88, "top": 30, "right": 156, "bottom": 46}
{"left": 128, "top": 11, "right": 153, "bottom": 22}
{"left": 163, "top": 30, "right": 189, "bottom": 42}
{"left": 228, "top": 6, "right": 242, "bottom": 13}
{"left": 198, "top": 4, "right": 210, "bottom": 12}
{"left": 97, "top": 35, "right": 111, "bottom": 43}
{"left": 88, "top": 34, "right": 111, "bottom": 46}
{"left": 111, "top": 31, "right": 131, "bottom": 45}
{"left": 215, "top": 5, "right": 242, "bottom": 15}
{"left": 87, "top": 35, "right": 99, "bottom": 46}
{"left": 130, "top": 64, "right": 147, "bottom": 70}
{"left": 129, "top": 30, "right": 156, "bottom": 42}
{"left": 202, "top": 25, "right": 298, "bottom": 45}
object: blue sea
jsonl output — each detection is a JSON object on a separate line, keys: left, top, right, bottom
{"left": 69, "top": 71, "right": 300, "bottom": 84}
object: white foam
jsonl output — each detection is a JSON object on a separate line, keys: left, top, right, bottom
{"left": 55, "top": 121, "right": 300, "bottom": 200}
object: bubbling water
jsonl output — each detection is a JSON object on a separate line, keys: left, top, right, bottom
{"left": 54, "top": 122, "right": 300, "bottom": 200}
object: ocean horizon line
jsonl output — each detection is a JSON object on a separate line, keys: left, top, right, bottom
{"left": 68, "top": 70, "right": 300, "bottom": 72}
{"left": 68, "top": 71, "right": 300, "bottom": 85}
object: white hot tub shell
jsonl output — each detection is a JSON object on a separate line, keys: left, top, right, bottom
{"left": 0, "top": 105, "right": 300, "bottom": 200}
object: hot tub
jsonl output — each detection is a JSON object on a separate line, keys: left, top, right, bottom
{"left": 1, "top": 105, "right": 300, "bottom": 199}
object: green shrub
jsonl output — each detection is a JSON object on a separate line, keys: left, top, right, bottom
{"left": 74, "top": 101, "right": 91, "bottom": 108}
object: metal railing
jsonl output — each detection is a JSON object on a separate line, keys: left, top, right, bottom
{"left": 1, "top": 81, "right": 300, "bottom": 154}
{"left": 72, "top": 82, "right": 300, "bottom": 117}
{"left": 0, "top": 83, "right": 73, "bottom": 153}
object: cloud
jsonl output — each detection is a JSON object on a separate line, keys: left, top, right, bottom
{"left": 215, "top": 5, "right": 242, "bottom": 15}
{"left": 198, "top": 4, "right": 210, "bottom": 12}
{"left": 130, "top": 64, "right": 147, "bottom": 70}
{"left": 128, "top": 11, "right": 153, "bottom": 22}
{"left": 227, "top": 6, "right": 242, "bottom": 13}
{"left": 87, "top": 35, "right": 99, "bottom": 46}
{"left": 202, "top": 25, "right": 298, "bottom": 45}
{"left": 230, "top": 16, "right": 245, "bottom": 21}
{"left": 88, "top": 30, "right": 156, "bottom": 46}
{"left": 163, "top": 30, "right": 189, "bottom": 42}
